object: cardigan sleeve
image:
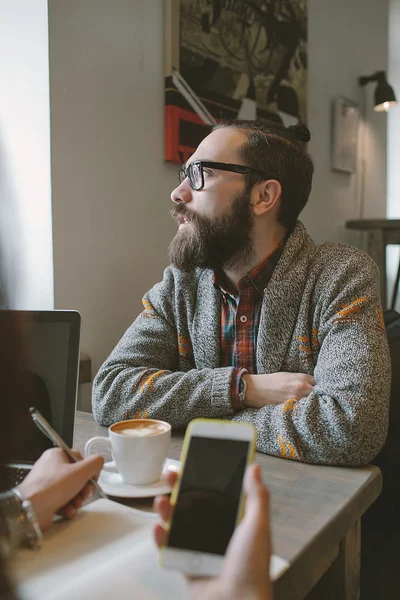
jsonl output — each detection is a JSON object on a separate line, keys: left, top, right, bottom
{"left": 92, "top": 269, "right": 235, "bottom": 427}
{"left": 229, "top": 253, "right": 391, "bottom": 466}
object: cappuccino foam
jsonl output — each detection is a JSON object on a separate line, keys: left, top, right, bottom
{"left": 118, "top": 422, "right": 167, "bottom": 437}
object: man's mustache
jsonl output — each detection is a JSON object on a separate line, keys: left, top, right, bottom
{"left": 170, "top": 205, "right": 202, "bottom": 226}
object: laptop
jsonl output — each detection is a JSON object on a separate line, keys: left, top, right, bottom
{"left": 2, "top": 310, "right": 81, "bottom": 489}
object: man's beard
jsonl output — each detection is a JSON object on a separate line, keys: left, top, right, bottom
{"left": 168, "top": 189, "right": 255, "bottom": 272}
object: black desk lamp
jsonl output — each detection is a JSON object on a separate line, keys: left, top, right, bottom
{"left": 358, "top": 71, "right": 398, "bottom": 112}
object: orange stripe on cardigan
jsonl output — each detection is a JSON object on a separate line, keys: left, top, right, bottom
{"left": 141, "top": 370, "right": 167, "bottom": 393}
{"left": 311, "top": 328, "right": 320, "bottom": 349}
{"left": 123, "top": 408, "right": 149, "bottom": 420}
{"left": 178, "top": 335, "right": 192, "bottom": 357}
{"left": 286, "top": 440, "right": 296, "bottom": 460}
{"left": 134, "top": 369, "right": 152, "bottom": 392}
{"left": 277, "top": 435, "right": 287, "bottom": 458}
{"left": 141, "top": 298, "right": 156, "bottom": 318}
{"left": 277, "top": 434, "right": 297, "bottom": 460}
{"left": 132, "top": 409, "right": 149, "bottom": 419}
{"left": 282, "top": 398, "right": 297, "bottom": 414}
{"left": 296, "top": 335, "right": 312, "bottom": 356}
{"left": 297, "top": 342, "right": 312, "bottom": 354}
{"left": 333, "top": 297, "right": 368, "bottom": 323}
{"left": 296, "top": 335, "right": 309, "bottom": 343}
{"left": 296, "top": 330, "right": 320, "bottom": 356}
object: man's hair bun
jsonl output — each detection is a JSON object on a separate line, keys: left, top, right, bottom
{"left": 288, "top": 123, "right": 311, "bottom": 144}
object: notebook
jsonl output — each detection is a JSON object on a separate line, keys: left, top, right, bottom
{"left": 10, "top": 499, "right": 289, "bottom": 600}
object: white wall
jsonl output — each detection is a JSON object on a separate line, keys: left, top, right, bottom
{"left": 48, "top": 0, "right": 178, "bottom": 404}
{"left": 0, "top": 0, "right": 53, "bottom": 308}
{"left": 387, "top": 0, "right": 400, "bottom": 307}
{"left": 48, "top": 0, "right": 390, "bottom": 409}
{"left": 304, "top": 0, "right": 389, "bottom": 246}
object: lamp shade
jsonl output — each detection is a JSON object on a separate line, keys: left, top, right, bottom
{"left": 359, "top": 70, "right": 398, "bottom": 112}
{"left": 374, "top": 79, "right": 397, "bottom": 112}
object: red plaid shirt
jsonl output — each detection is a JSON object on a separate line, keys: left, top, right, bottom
{"left": 213, "top": 241, "right": 285, "bottom": 411}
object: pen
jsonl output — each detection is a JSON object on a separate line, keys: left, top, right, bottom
{"left": 29, "top": 406, "right": 107, "bottom": 499}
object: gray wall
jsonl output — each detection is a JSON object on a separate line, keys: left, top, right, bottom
{"left": 388, "top": 0, "right": 400, "bottom": 306}
{"left": 49, "top": 0, "right": 178, "bottom": 405}
{"left": 47, "top": 0, "right": 389, "bottom": 410}
{"left": 306, "top": 0, "right": 388, "bottom": 246}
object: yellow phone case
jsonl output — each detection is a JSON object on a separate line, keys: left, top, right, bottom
{"left": 159, "top": 418, "right": 257, "bottom": 562}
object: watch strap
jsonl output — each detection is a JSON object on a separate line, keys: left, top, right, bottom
{"left": 11, "top": 488, "right": 43, "bottom": 550}
{"left": 238, "top": 376, "right": 247, "bottom": 409}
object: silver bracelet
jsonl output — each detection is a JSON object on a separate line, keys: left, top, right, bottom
{"left": 11, "top": 488, "right": 43, "bottom": 550}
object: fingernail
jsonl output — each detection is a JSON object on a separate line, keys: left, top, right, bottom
{"left": 87, "top": 488, "right": 94, "bottom": 498}
{"left": 253, "top": 464, "right": 261, "bottom": 482}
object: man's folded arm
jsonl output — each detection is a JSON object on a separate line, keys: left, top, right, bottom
{"left": 230, "top": 272, "right": 391, "bottom": 466}
{"left": 92, "top": 303, "right": 235, "bottom": 427}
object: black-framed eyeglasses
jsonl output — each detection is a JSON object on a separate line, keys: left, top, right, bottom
{"left": 178, "top": 160, "right": 267, "bottom": 191}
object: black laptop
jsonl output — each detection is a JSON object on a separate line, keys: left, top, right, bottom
{"left": 2, "top": 310, "right": 81, "bottom": 489}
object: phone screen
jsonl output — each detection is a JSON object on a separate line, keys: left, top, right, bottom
{"left": 167, "top": 435, "right": 250, "bottom": 556}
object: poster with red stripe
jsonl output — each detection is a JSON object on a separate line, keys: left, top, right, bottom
{"left": 165, "top": 0, "right": 308, "bottom": 164}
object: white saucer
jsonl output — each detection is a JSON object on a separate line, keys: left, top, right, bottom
{"left": 98, "top": 458, "right": 180, "bottom": 498}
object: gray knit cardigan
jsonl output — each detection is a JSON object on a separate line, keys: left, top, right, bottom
{"left": 92, "top": 222, "right": 391, "bottom": 466}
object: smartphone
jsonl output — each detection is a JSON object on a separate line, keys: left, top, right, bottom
{"left": 160, "top": 418, "right": 257, "bottom": 577}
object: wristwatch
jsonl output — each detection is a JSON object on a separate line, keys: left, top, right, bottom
{"left": 238, "top": 376, "right": 247, "bottom": 409}
{"left": 11, "top": 488, "right": 43, "bottom": 550}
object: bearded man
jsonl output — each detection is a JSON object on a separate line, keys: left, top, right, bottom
{"left": 92, "top": 120, "right": 390, "bottom": 466}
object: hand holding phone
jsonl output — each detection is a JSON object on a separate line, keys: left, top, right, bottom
{"left": 159, "top": 418, "right": 257, "bottom": 577}
{"left": 154, "top": 463, "right": 273, "bottom": 600}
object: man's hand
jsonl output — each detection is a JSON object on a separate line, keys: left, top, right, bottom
{"left": 17, "top": 448, "right": 104, "bottom": 530}
{"left": 153, "top": 464, "right": 273, "bottom": 600}
{"left": 243, "top": 372, "right": 316, "bottom": 409}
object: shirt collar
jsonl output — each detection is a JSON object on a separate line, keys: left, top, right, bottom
{"left": 213, "top": 236, "right": 287, "bottom": 298}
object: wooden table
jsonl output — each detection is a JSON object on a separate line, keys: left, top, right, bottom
{"left": 74, "top": 412, "right": 382, "bottom": 600}
{"left": 346, "top": 219, "right": 400, "bottom": 308}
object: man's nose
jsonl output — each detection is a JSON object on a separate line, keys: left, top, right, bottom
{"left": 171, "top": 180, "right": 192, "bottom": 204}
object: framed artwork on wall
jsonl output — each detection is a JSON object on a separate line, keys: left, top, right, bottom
{"left": 331, "top": 96, "right": 360, "bottom": 174}
{"left": 165, "top": 0, "right": 308, "bottom": 164}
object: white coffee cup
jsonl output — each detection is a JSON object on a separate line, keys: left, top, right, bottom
{"left": 84, "top": 418, "right": 171, "bottom": 485}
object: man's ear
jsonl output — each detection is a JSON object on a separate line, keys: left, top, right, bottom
{"left": 251, "top": 180, "right": 282, "bottom": 216}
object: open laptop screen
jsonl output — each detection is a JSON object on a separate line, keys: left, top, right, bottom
{"left": 7, "top": 310, "right": 81, "bottom": 463}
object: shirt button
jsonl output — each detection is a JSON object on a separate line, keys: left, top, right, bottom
{"left": 240, "top": 315, "right": 248, "bottom": 323}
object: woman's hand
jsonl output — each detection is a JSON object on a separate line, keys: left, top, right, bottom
{"left": 17, "top": 448, "right": 104, "bottom": 530}
{"left": 153, "top": 464, "right": 273, "bottom": 600}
